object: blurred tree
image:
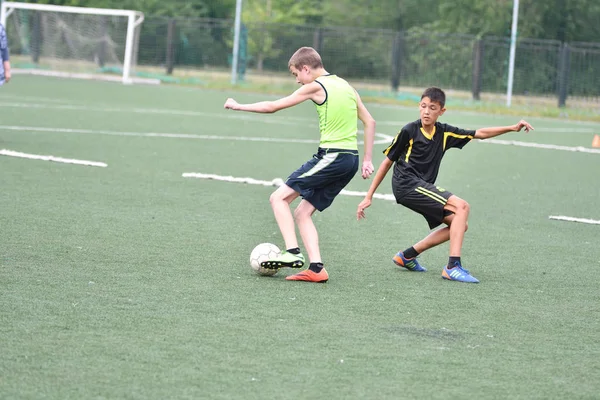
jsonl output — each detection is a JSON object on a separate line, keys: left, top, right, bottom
{"left": 424, "top": 0, "right": 600, "bottom": 42}
{"left": 242, "top": 0, "right": 320, "bottom": 71}
{"left": 14, "top": 0, "right": 600, "bottom": 43}
{"left": 319, "top": 0, "right": 439, "bottom": 31}
{"left": 520, "top": 0, "right": 600, "bottom": 42}
{"left": 15, "top": 0, "right": 226, "bottom": 18}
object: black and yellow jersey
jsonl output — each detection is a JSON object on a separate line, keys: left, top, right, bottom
{"left": 384, "top": 119, "right": 475, "bottom": 195}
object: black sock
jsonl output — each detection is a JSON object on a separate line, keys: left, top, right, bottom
{"left": 403, "top": 246, "right": 419, "bottom": 259}
{"left": 448, "top": 256, "right": 461, "bottom": 268}
{"left": 287, "top": 247, "right": 301, "bottom": 255}
{"left": 309, "top": 262, "right": 323, "bottom": 273}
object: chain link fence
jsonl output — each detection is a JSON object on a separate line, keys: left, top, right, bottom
{"left": 8, "top": 14, "right": 600, "bottom": 106}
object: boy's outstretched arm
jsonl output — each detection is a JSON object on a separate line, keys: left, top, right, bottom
{"left": 357, "top": 157, "right": 394, "bottom": 220}
{"left": 474, "top": 119, "right": 534, "bottom": 139}
{"left": 224, "top": 82, "right": 321, "bottom": 114}
{"left": 355, "top": 90, "right": 375, "bottom": 179}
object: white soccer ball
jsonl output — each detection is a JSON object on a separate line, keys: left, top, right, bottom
{"left": 250, "top": 243, "right": 282, "bottom": 276}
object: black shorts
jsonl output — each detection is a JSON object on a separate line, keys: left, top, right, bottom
{"left": 394, "top": 181, "right": 454, "bottom": 229}
{"left": 286, "top": 147, "right": 359, "bottom": 212}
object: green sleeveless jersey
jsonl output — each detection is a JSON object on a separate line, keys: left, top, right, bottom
{"left": 314, "top": 75, "right": 358, "bottom": 150}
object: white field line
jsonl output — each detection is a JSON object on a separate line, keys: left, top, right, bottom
{"left": 182, "top": 172, "right": 396, "bottom": 201}
{"left": 3, "top": 124, "right": 598, "bottom": 154}
{"left": 183, "top": 174, "right": 600, "bottom": 223}
{"left": 0, "top": 125, "right": 394, "bottom": 145}
{"left": 1, "top": 101, "right": 598, "bottom": 149}
{"left": 12, "top": 69, "right": 161, "bottom": 85}
{"left": 502, "top": 127, "right": 596, "bottom": 133}
{"left": 6, "top": 101, "right": 598, "bottom": 134}
{"left": 0, "top": 102, "right": 314, "bottom": 127}
{"left": 0, "top": 149, "right": 107, "bottom": 167}
{"left": 369, "top": 103, "right": 600, "bottom": 127}
{"left": 0, "top": 94, "right": 76, "bottom": 104}
{"left": 3, "top": 93, "right": 600, "bottom": 129}
{"left": 374, "top": 120, "right": 597, "bottom": 133}
{"left": 548, "top": 215, "right": 600, "bottom": 225}
{"left": 480, "top": 138, "right": 600, "bottom": 154}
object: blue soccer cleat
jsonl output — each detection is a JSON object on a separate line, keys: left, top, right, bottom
{"left": 392, "top": 251, "right": 427, "bottom": 272}
{"left": 442, "top": 262, "right": 479, "bottom": 283}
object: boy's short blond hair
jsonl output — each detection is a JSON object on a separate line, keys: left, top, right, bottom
{"left": 288, "top": 47, "right": 323, "bottom": 70}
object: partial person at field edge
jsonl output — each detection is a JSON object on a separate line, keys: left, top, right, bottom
{"left": 357, "top": 87, "right": 534, "bottom": 283}
{"left": 224, "top": 46, "right": 376, "bottom": 283}
{"left": 0, "top": 23, "right": 11, "bottom": 86}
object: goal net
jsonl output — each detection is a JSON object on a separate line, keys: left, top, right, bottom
{"left": 0, "top": 1, "right": 155, "bottom": 84}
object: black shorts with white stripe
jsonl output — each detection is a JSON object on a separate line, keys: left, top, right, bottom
{"left": 285, "top": 147, "right": 359, "bottom": 212}
{"left": 394, "top": 180, "right": 454, "bottom": 229}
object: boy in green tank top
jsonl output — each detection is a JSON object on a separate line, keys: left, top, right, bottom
{"left": 224, "top": 46, "right": 376, "bottom": 283}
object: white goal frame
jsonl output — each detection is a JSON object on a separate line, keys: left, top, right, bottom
{"left": 1, "top": 1, "right": 145, "bottom": 84}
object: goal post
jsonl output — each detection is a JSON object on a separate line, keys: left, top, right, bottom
{"left": 1, "top": 1, "right": 153, "bottom": 84}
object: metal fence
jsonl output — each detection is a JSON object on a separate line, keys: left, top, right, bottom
{"left": 9, "top": 13, "right": 600, "bottom": 106}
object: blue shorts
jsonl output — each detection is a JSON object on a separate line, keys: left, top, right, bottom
{"left": 286, "top": 147, "right": 359, "bottom": 211}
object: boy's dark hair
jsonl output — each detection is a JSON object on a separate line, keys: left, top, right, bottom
{"left": 288, "top": 47, "right": 323, "bottom": 70}
{"left": 421, "top": 87, "right": 446, "bottom": 108}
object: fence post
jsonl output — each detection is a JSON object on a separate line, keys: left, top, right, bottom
{"left": 166, "top": 18, "right": 176, "bottom": 75}
{"left": 390, "top": 31, "right": 404, "bottom": 92}
{"left": 472, "top": 39, "right": 483, "bottom": 101}
{"left": 312, "top": 27, "right": 323, "bottom": 52}
{"left": 557, "top": 43, "right": 570, "bottom": 108}
{"left": 97, "top": 16, "right": 107, "bottom": 67}
{"left": 31, "top": 11, "right": 41, "bottom": 64}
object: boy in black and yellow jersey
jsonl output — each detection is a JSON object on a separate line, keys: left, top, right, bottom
{"left": 357, "top": 87, "right": 533, "bottom": 283}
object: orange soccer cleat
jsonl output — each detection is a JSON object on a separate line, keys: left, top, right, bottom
{"left": 285, "top": 268, "right": 329, "bottom": 283}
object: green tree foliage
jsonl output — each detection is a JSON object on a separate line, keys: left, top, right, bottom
{"left": 14, "top": 0, "right": 227, "bottom": 18}
{"left": 14, "top": 0, "right": 600, "bottom": 43}
{"left": 317, "top": 0, "right": 439, "bottom": 31}
{"left": 241, "top": 0, "right": 320, "bottom": 71}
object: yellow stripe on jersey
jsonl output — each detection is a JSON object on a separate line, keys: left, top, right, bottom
{"left": 443, "top": 131, "right": 474, "bottom": 151}
{"left": 420, "top": 126, "right": 436, "bottom": 140}
{"left": 404, "top": 139, "right": 414, "bottom": 162}
{"left": 415, "top": 187, "right": 447, "bottom": 205}
{"left": 383, "top": 132, "right": 400, "bottom": 156}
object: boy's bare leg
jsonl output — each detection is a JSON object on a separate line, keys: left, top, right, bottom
{"left": 261, "top": 184, "right": 306, "bottom": 270}
{"left": 413, "top": 226, "right": 450, "bottom": 253}
{"left": 439, "top": 195, "right": 478, "bottom": 283}
{"left": 294, "top": 199, "right": 321, "bottom": 263}
{"left": 411, "top": 196, "right": 470, "bottom": 254}
{"left": 444, "top": 195, "right": 470, "bottom": 257}
{"left": 269, "top": 184, "right": 300, "bottom": 250}
{"left": 286, "top": 199, "right": 328, "bottom": 282}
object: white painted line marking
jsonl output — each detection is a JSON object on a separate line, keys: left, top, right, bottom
{"left": 182, "top": 172, "right": 396, "bottom": 201}
{"left": 548, "top": 215, "right": 600, "bottom": 225}
{"left": 481, "top": 139, "right": 600, "bottom": 154}
{"left": 11, "top": 69, "right": 161, "bottom": 85}
{"left": 0, "top": 94, "right": 76, "bottom": 104}
{"left": 0, "top": 125, "right": 393, "bottom": 145}
{"left": 0, "top": 102, "right": 318, "bottom": 126}
{"left": 6, "top": 122, "right": 597, "bottom": 154}
{"left": 5, "top": 100, "right": 596, "bottom": 135}
{"left": 375, "top": 121, "right": 596, "bottom": 133}
{"left": 0, "top": 149, "right": 107, "bottom": 167}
